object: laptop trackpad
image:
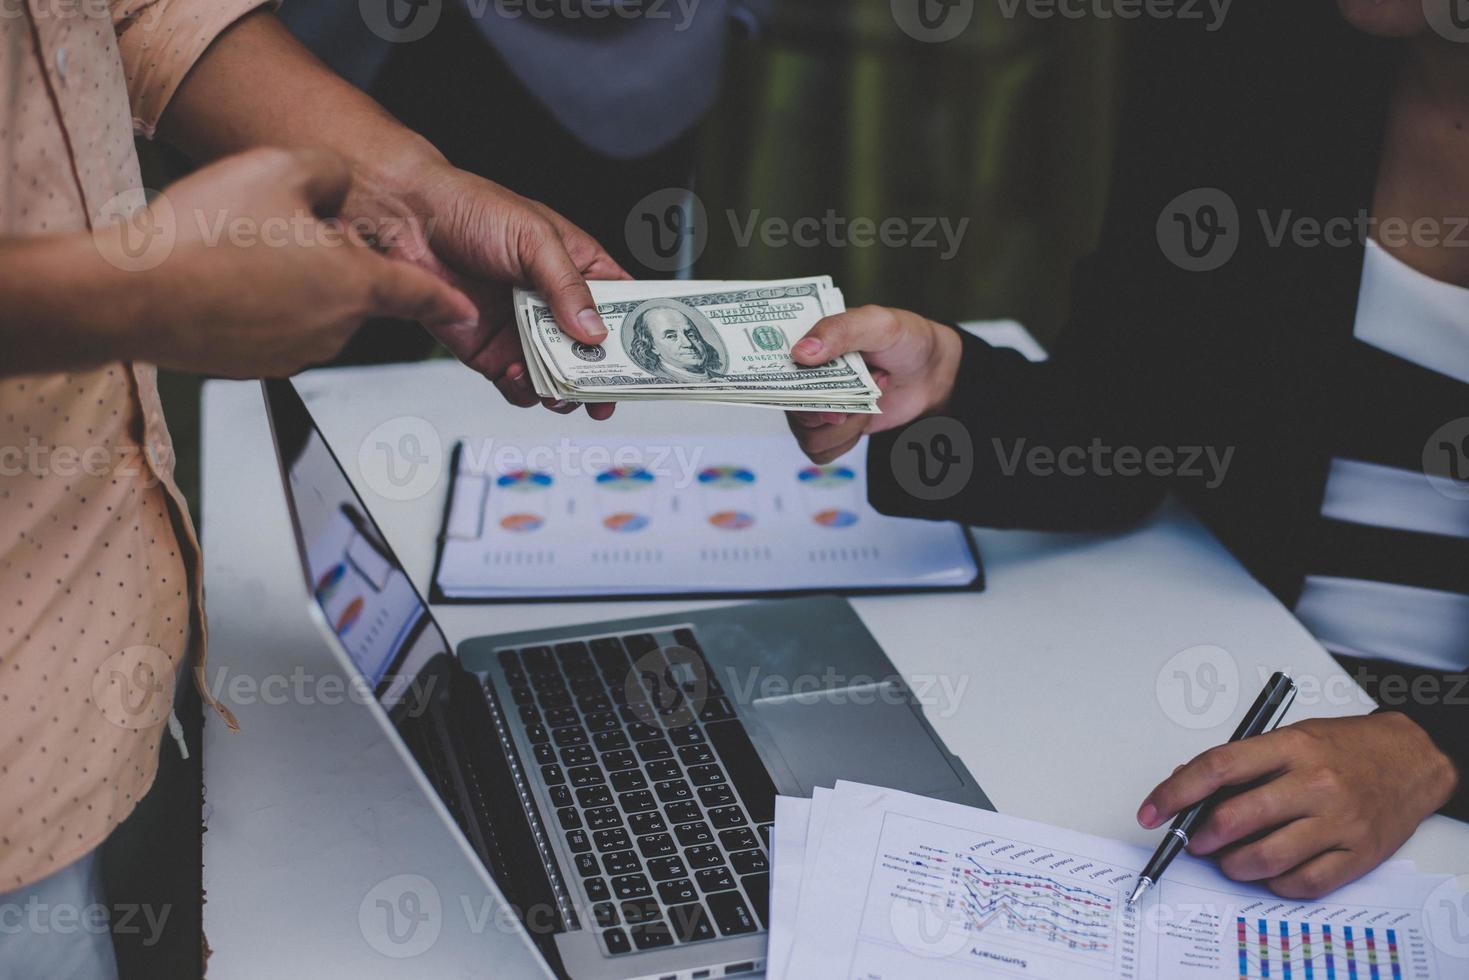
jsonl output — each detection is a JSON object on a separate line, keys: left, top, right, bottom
{"left": 751, "top": 684, "right": 963, "bottom": 796}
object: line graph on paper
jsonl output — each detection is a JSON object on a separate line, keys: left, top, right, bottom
{"left": 846, "top": 813, "right": 1451, "bottom": 980}
{"left": 956, "top": 857, "right": 1116, "bottom": 959}
{"left": 855, "top": 813, "right": 1143, "bottom": 979}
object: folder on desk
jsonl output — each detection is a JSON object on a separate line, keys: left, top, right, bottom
{"left": 430, "top": 434, "right": 982, "bottom": 601}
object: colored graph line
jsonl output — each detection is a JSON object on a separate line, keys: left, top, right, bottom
{"left": 952, "top": 857, "right": 1116, "bottom": 954}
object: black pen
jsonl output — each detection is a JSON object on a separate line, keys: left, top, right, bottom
{"left": 1126, "top": 670, "right": 1298, "bottom": 906}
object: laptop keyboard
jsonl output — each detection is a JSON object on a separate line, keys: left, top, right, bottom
{"left": 496, "top": 628, "right": 775, "bottom": 956}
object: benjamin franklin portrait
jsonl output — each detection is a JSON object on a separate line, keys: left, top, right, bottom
{"left": 621, "top": 299, "right": 729, "bottom": 383}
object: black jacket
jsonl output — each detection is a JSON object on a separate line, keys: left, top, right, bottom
{"left": 869, "top": 2, "right": 1469, "bottom": 819}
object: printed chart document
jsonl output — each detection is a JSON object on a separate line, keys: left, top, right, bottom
{"left": 431, "top": 434, "right": 980, "bottom": 600}
{"left": 770, "top": 782, "right": 1468, "bottom": 980}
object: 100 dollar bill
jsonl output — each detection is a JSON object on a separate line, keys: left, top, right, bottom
{"left": 516, "top": 280, "right": 878, "bottom": 399}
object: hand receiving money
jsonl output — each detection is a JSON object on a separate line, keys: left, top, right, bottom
{"left": 513, "top": 278, "right": 882, "bottom": 413}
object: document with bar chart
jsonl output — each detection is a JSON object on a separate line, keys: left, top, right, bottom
{"left": 430, "top": 434, "right": 980, "bottom": 600}
{"left": 776, "top": 782, "right": 1465, "bottom": 980}
{"left": 1226, "top": 905, "right": 1418, "bottom": 980}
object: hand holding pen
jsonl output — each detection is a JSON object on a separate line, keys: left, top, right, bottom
{"left": 1128, "top": 672, "right": 1296, "bottom": 904}
{"left": 1128, "top": 671, "right": 1459, "bottom": 902}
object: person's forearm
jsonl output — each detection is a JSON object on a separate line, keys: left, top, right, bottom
{"left": 0, "top": 234, "right": 153, "bottom": 377}
{"left": 866, "top": 328, "right": 1168, "bottom": 531}
{"left": 1377, "top": 675, "right": 1469, "bottom": 821}
{"left": 157, "top": 11, "right": 444, "bottom": 205}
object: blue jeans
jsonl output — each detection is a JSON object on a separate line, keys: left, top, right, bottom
{"left": 0, "top": 849, "right": 118, "bottom": 980}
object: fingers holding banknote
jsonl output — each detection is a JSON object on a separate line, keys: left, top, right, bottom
{"left": 359, "top": 162, "right": 630, "bottom": 419}
{"left": 787, "top": 306, "right": 964, "bottom": 462}
{"left": 513, "top": 277, "right": 881, "bottom": 413}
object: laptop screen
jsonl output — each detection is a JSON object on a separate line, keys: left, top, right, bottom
{"left": 261, "top": 379, "right": 451, "bottom": 711}
{"left": 262, "top": 379, "right": 581, "bottom": 967}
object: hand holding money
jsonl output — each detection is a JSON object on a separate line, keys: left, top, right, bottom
{"left": 513, "top": 277, "right": 882, "bottom": 413}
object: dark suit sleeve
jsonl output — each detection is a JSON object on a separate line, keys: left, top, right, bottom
{"left": 867, "top": 321, "right": 1168, "bottom": 530}
{"left": 864, "top": 168, "right": 1221, "bottom": 534}
{"left": 863, "top": 14, "right": 1236, "bottom": 533}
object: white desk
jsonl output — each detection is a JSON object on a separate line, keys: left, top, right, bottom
{"left": 200, "top": 360, "right": 1469, "bottom": 978}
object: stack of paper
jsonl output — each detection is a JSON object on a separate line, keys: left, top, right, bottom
{"left": 768, "top": 782, "right": 1468, "bottom": 979}
{"left": 513, "top": 277, "right": 882, "bottom": 412}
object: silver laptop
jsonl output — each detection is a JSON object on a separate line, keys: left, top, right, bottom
{"left": 262, "top": 378, "right": 989, "bottom": 979}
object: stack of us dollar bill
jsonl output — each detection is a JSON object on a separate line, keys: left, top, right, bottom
{"left": 513, "top": 277, "right": 881, "bottom": 413}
